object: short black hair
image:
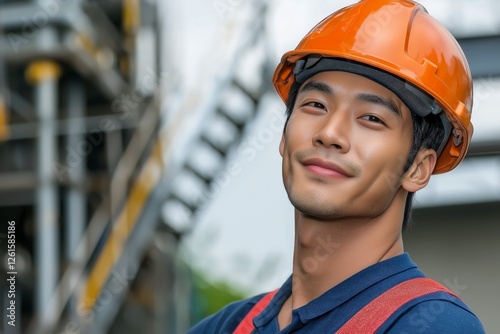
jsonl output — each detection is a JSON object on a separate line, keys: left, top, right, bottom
{"left": 401, "top": 111, "right": 444, "bottom": 230}
{"left": 282, "top": 78, "right": 444, "bottom": 230}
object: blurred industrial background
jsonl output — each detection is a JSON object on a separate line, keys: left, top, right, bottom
{"left": 0, "top": 0, "right": 498, "bottom": 333}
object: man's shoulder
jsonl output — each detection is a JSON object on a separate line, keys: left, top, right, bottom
{"left": 384, "top": 292, "right": 485, "bottom": 333}
{"left": 187, "top": 292, "right": 268, "bottom": 334}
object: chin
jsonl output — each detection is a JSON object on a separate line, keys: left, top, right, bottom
{"left": 287, "top": 190, "right": 342, "bottom": 220}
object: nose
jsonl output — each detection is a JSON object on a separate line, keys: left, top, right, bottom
{"left": 312, "top": 110, "right": 350, "bottom": 152}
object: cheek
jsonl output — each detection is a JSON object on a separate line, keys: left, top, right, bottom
{"left": 281, "top": 122, "right": 313, "bottom": 183}
{"left": 282, "top": 119, "right": 311, "bottom": 154}
{"left": 285, "top": 114, "right": 318, "bottom": 147}
{"left": 354, "top": 132, "right": 410, "bottom": 179}
{"left": 280, "top": 134, "right": 293, "bottom": 178}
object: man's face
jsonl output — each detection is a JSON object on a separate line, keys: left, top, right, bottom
{"left": 279, "top": 71, "right": 414, "bottom": 220}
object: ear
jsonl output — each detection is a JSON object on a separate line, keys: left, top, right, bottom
{"left": 401, "top": 148, "right": 437, "bottom": 193}
{"left": 279, "top": 132, "right": 285, "bottom": 157}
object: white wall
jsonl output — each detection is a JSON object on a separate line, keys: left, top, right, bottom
{"left": 405, "top": 202, "right": 500, "bottom": 334}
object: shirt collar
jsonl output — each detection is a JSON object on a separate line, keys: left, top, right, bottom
{"left": 253, "top": 253, "right": 418, "bottom": 328}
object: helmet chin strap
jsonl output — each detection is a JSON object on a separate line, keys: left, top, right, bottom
{"left": 437, "top": 112, "right": 454, "bottom": 156}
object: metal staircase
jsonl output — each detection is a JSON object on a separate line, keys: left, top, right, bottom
{"left": 0, "top": 0, "right": 271, "bottom": 333}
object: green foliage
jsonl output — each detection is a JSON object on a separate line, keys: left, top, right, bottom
{"left": 190, "top": 270, "right": 246, "bottom": 321}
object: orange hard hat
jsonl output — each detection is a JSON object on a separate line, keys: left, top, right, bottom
{"left": 273, "top": 0, "right": 473, "bottom": 174}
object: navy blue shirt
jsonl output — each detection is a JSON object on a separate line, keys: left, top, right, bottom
{"left": 188, "top": 253, "right": 485, "bottom": 333}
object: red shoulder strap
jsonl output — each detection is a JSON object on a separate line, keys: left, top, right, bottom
{"left": 233, "top": 278, "right": 456, "bottom": 334}
{"left": 336, "top": 277, "right": 458, "bottom": 333}
{"left": 233, "top": 289, "right": 278, "bottom": 334}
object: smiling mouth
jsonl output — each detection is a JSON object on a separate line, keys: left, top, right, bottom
{"left": 301, "top": 158, "right": 352, "bottom": 178}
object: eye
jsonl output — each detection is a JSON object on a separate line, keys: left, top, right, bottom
{"left": 304, "top": 101, "right": 327, "bottom": 110}
{"left": 362, "top": 115, "right": 385, "bottom": 125}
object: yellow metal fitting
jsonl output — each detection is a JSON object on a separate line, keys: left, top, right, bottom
{"left": 0, "top": 97, "right": 9, "bottom": 141}
{"left": 25, "top": 60, "right": 62, "bottom": 85}
{"left": 123, "top": 0, "right": 140, "bottom": 33}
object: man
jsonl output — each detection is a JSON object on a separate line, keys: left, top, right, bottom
{"left": 189, "top": 0, "right": 485, "bottom": 332}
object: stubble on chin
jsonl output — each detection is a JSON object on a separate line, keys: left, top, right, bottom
{"left": 285, "top": 186, "right": 343, "bottom": 220}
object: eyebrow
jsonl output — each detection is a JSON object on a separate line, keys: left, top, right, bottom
{"left": 299, "top": 81, "right": 334, "bottom": 95}
{"left": 355, "top": 92, "right": 401, "bottom": 117}
{"left": 299, "top": 80, "right": 401, "bottom": 117}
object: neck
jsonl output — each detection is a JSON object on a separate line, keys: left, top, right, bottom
{"left": 289, "top": 189, "right": 407, "bottom": 310}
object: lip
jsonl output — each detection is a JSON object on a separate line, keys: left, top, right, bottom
{"left": 301, "top": 157, "right": 352, "bottom": 178}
